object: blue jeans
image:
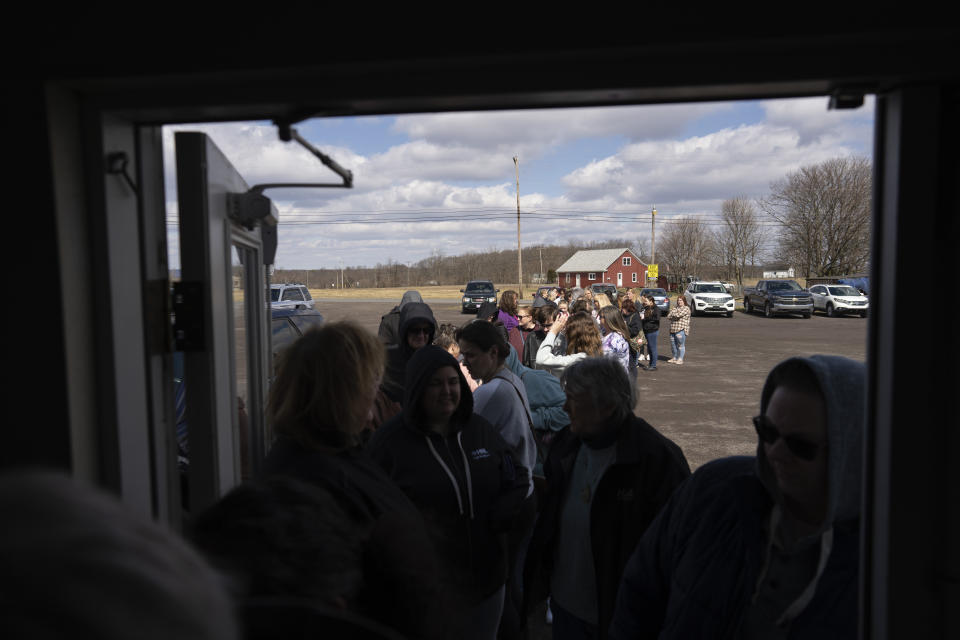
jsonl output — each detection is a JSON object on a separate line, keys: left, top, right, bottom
{"left": 644, "top": 331, "right": 659, "bottom": 366}
{"left": 670, "top": 330, "right": 686, "bottom": 361}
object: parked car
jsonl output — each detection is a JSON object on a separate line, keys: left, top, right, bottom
{"left": 460, "top": 280, "right": 499, "bottom": 313}
{"left": 590, "top": 283, "right": 618, "bottom": 301}
{"left": 270, "top": 283, "right": 315, "bottom": 310}
{"left": 808, "top": 284, "right": 869, "bottom": 317}
{"left": 639, "top": 288, "right": 670, "bottom": 315}
{"left": 742, "top": 280, "right": 813, "bottom": 318}
{"left": 271, "top": 307, "right": 325, "bottom": 360}
{"left": 684, "top": 281, "right": 736, "bottom": 317}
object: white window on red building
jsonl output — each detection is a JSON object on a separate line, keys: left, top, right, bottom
{"left": 623, "top": 257, "right": 631, "bottom": 266}
{"left": 632, "top": 272, "right": 638, "bottom": 283}
{"left": 588, "top": 273, "right": 597, "bottom": 280}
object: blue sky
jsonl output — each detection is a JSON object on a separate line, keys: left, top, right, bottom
{"left": 164, "top": 97, "right": 874, "bottom": 270}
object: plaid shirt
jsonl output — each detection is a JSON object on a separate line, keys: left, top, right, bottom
{"left": 669, "top": 305, "right": 691, "bottom": 334}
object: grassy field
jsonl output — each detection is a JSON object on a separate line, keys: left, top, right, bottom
{"left": 307, "top": 284, "right": 528, "bottom": 300}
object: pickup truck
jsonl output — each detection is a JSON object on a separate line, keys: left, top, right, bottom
{"left": 742, "top": 280, "right": 813, "bottom": 318}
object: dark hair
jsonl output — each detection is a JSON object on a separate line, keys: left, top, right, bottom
{"left": 536, "top": 305, "right": 559, "bottom": 325}
{"left": 499, "top": 290, "right": 519, "bottom": 316}
{"left": 434, "top": 323, "right": 458, "bottom": 341}
{"left": 570, "top": 298, "right": 590, "bottom": 315}
{"left": 600, "top": 305, "right": 631, "bottom": 343}
{"left": 457, "top": 319, "right": 509, "bottom": 360}
{"left": 620, "top": 298, "right": 637, "bottom": 314}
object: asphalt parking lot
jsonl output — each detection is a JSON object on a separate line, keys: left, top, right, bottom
{"left": 315, "top": 298, "right": 867, "bottom": 470}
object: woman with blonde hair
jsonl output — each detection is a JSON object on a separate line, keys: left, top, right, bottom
{"left": 594, "top": 292, "right": 613, "bottom": 310}
{"left": 263, "top": 321, "right": 420, "bottom": 524}
{"left": 536, "top": 311, "right": 602, "bottom": 379}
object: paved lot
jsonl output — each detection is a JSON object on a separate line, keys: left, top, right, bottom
{"left": 315, "top": 298, "right": 867, "bottom": 469}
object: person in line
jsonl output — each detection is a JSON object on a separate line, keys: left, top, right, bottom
{"left": 610, "top": 355, "right": 866, "bottom": 639}
{"left": 536, "top": 311, "right": 602, "bottom": 379}
{"left": 523, "top": 357, "right": 691, "bottom": 640}
{"left": 666, "top": 296, "right": 691, "bottom": 365}
{"left": 377, "top": 290, "right": 424, "bottom": 346}
{"left": 0, "top": 470, "right": 238, "bottom": 640}
{"left": 434, "top": 328, "right": 480, "bottom": 392}
{"left": 619, "top": 297, "right": 644, "bottom": 372}
{"left": 190, "top": 476, "right": 440, "bottom": 640}
{"left": 368, "top": 346, "right": 529, "bottom": 640}
{"left": 508, "top": 305, "right": 538, "bottom": 357}
{"left": 593, "top": 292, "right": 613, "bottom": 311}
{"left": 380, "top": 301, "right": 438, "bottom": 404}
{"left": 498, "top": 290, "right": 521, "bottom": 334}
{"left": 504, "top": 346, "right": 570, "bottom": 481}
{"left": 457, "top": 320, "right": 540, "bottom": 640}
{"left": 476, "top": 300, "right": 499, "bottom": 323}
{"left": 522, "top": 305, "right": 559, "bottom": 370}
{"left": 599, "top": 305, "right": 634, "bottom": 376}
{"left": 262, "top": 321, "right": 423, "bottom": 528}
{"left": 639, "top": 294, "right": 661, "bottom": 371}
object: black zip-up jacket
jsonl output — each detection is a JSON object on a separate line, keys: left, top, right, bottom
{"left": 641, "top": 305, "right": 661, "bottom": 334}
{"left": 523, "top": 414, "right": 690, "bottom": 639}
{"left": 368, "top": 346, "right": 530, "bottom": 606}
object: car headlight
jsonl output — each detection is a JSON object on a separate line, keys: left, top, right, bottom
{"left": 463, "top": 297, "right": 470, "bottom": 303}
{"left": 488, "top": 297, "right": 496, "bottom": 302}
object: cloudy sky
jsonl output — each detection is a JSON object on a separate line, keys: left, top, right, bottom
{"left": 163, "top": 96, "right": 874, "bottom": 270}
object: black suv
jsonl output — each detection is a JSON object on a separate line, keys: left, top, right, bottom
{"left": 460, "top": 280, "right": 499, "bottom": 313}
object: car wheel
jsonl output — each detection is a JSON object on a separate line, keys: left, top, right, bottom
{"left": 726, "top": 311, "right": 733, "bottom": 318}
{"left": 743, "top": 298, "right": 751, "bottom": 314}
{"left": 764, "top": 303, "right": 773, "bottom": 318}
{"left": 803, "top": 312, "right": 812, "bottom": 319}
{"left": 826, "top": 303, "right": 836, "bottom": 318}
{"left": 860, "top": 311, "right": 868, "bottom": 318}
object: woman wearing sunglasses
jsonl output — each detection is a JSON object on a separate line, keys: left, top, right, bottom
{"left": 611, "top": 355, "right": 866, "bottom": 640}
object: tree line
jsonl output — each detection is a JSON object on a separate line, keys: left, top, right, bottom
{"left": 657, "top": 156, "right": 871, "bottom": 287}
{"left": 273, "top": 156, "right": 871, "bottom": 290}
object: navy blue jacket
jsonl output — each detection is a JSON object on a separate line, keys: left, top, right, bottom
{"left": 609, "top": 457, "right": 859, "bottom": 639}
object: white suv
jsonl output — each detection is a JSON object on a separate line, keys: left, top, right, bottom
{"left": 684, "top": 281, "right": 736, "bottom": 317}
{"left": 270, "top": 283, "right": 315, "bottom": 310}
{"left": 808, "top": 284, "right": 868, "bottom": 318}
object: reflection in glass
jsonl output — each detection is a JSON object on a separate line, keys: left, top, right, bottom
{"left": 233, "top": 246, "right": 251, "bottom": 479}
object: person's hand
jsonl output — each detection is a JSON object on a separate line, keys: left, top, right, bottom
{"left": 551, "top": 312, "right": 568, "bottom": 335}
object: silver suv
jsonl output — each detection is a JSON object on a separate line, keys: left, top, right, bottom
{"left": 270, "top": 283, "right": 315, "bottom": 310}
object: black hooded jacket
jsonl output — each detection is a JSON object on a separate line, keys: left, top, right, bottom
{"left": 380, "top": 302, "right": 437, "bottom": 404}
{"left": 368, "top": 346, "right": 530, "bottom": 605}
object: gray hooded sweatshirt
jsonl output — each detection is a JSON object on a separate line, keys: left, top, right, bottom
{"left": 743, "top": 354, "right": 866, "bottom": 638}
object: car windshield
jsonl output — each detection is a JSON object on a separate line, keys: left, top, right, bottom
{"left": 828, "top": 286, "right": 861, "bottom": 296}
{"left": 694, "top": 284, "right": 726, "bottom": 293}
{"left": 767, "top": 281, "right": 802, "bottom": 291}
{"left": 466, "top": 284, "right": 494, "bottom": 294}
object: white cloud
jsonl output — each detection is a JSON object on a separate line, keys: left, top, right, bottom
{"left": 165, "top": 98, "right": 874, "bottom": 270}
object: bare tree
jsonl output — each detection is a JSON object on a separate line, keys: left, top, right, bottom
{"left": 711, "top": 196, "right": 767, "bottom": 287}
{"left": 762, "top": 156, "right": 871, "bottom": 277}
{"left": 658, "top": 217, "right": 712, "bottom": 283}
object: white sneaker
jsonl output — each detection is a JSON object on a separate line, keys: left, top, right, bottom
{"left": 676, "top": 359, "right": 684, "bottom": 365}
{"left": 667, "top": 358, "right": 677, "bottom": 363}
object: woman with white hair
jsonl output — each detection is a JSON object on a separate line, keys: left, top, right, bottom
{"left": 523, "top": 357, "right": 690, "bottom": 640}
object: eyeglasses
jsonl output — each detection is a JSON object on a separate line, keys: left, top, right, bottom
{"left": 408, "top": 326, "right": 432, "bottom": 336}
{"left": 518, "top": 314, "right": 531, "bottom": 319}
{"left": 752, "top": 415, "right": 823, "bottom": 461}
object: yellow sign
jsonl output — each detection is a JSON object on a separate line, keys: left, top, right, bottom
{"left": 648, "top": 264, "right": 659, "bottom": 279}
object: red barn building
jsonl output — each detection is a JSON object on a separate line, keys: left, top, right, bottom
{"left": 556, "top": 248, "right": 647, "bottom": 290}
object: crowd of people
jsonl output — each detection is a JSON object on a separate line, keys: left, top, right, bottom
{"left": 0, "top": 286, "right": 868, "bottom": 640}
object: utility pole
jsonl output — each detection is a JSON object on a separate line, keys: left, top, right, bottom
{"left": 650, "top": 206, "right": 657, "bottom": 286}
{"left": 539, "top": 247, "right": 543, "bottom": 284}
{"left": 514, "top": 155, "right": 522, "bottom": 297}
